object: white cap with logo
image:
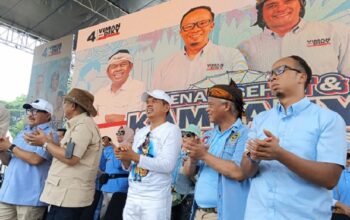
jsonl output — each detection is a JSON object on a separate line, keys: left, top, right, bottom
{"left": 23, "top": 99, "right": 53, "bottom": 115}
{"left": 141, "top": 90, "right": 172, "bottom": 105}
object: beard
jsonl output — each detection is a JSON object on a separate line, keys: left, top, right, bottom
{"left": 275, "top": 91, "right": 285, "bottom": 99}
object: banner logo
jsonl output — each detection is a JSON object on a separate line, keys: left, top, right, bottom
{"left": 87, "top": 23, "right": 121, "bottom": 42}
{"left": 42, "top": 43, "right": 62, "bottom": 57}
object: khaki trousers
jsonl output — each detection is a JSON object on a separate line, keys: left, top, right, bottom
{"left": 0, "top": 202, "right": 46, "bottom": 220}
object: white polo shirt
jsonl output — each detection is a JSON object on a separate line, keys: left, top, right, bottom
{"left": 152, "top": 41, "right": 248, "bottom": 91}
{"left": 238, "top": 20, "right": 350, "bottom": 77}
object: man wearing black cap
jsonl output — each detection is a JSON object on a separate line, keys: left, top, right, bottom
{"left": 0, "top": 99, "right": 57, "bottom": 220}
{"left": 183, "top": 80, "right": 250, "bottom": 220}
{"left": 26, "top": 88, "right": 102, "bottom": 220}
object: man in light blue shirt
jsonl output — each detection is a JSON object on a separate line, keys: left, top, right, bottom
{"left": 333, "top": 144, "right": 350, "bottom": 217}
{"left": 242, "top": 55, "right": 347, "bottom": 220}
{"left": 183, "top": 80, "right": 250, "bottom": 220}
{"left": 0, "top": 99, "right": 57, "bottom": 220}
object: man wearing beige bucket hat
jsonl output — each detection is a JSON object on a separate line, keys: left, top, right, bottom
{"left": 26, "top": 88, "right": 103, "bottom": 220}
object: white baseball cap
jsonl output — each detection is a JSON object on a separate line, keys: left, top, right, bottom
{"left": 141, "top": 90, "right": 172, "bottom": 105}
{"left": 23, "top": 99, "right": 53, "bottom": 115}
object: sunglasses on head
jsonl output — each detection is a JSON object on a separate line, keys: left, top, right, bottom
{"left": 116, "top": 130, "right": 125, "bottom": 136}
{"left": 182, "top": 131, "right": 195, "bottom": 138}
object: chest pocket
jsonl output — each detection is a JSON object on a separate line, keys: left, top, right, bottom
{"left": 222, "top": 133, "right": 239, "bottom": 160}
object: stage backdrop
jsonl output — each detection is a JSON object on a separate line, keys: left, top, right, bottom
{"left": 73, "top": 0, "right": 350, "bottom": 143}
{"left": 27, "top": 35, "right": 73, "bottom": 129}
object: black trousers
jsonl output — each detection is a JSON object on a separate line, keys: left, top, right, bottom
{"left": 103, "top": 192, "right": 127, "bottom": 220}
{"left": 171, "top": 194, "right": 194, "bottom": 220}
{"left": 46, "top": 205, "right": 87, "bottom": 220}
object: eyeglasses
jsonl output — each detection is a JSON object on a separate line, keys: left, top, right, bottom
{"left": 26, "top": 108, "right": 47, "bottom": 115}
{"left": 266, "top": 65, "right": 302, "bottom": 81}
{"left": 182, "top": 131, "right": 195, "bottom": 138}
{"left": 116, "top": 130, "right": 125, "bottom": 136}
{"left": 181, "top": 19, "right": 212, "bottom": 32}
{"left": 347, "top": 153, "right": 350, "bottom": 160}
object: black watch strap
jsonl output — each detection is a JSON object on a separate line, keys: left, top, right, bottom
{"left": 8, "top": 144, "right": 16, "bottom": 153}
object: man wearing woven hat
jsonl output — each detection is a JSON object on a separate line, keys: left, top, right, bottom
{"left": 0, "top": 99, "right": 57, "bottom": 220}
{"left": 152, "top": 6, "right": 247, "bottom": 91}
{"left": 238, "top": 0, "right": 350, "bottom": 76}
{"left": 183, "top": 80, "right": 250, "bottom": 220}
{"left": 94, "top": 49, "right": 144, "bottom": 123}
{"left": 26, "top": 88, "right": 102, "bottom": 220}
{"left": 115, "top": 89, "right": 182, "bottom": 220}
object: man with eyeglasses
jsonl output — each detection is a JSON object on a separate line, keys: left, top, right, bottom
{"left": 241, "top": 55, "right": 347, "bottom": 220}
{"left": 152, "top": 6, "right": 247, "bottom": 91}
{"left": 183, "top": 80, "right": 250, "bottom": 220}
{"left": 115, "top": 89, "right": 182, "bottom": 220}
{"left": 94, "top": 49, "right": 145, "bottom": 143}
{"left": 0, "top": 99, "right": 58, "bottom": 220}
{"left": 238, "top": 0, "right": 350, "bottom": 76}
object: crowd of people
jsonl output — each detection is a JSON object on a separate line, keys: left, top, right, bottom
{"left": 0, "top": 0, "right": 349, "bottom": 219}
{"left": 0, "top": 55, "right": 348, "bottom": 220}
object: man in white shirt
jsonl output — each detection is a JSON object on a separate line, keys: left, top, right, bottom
{"left": 152, "top": 6, "right": 247, "bottom": 91}
{"left": 238, "top": 0, "right": 350, "bottom": 77}
{"left": 115, "top": 90, "right": 182, "bottom": 220}
{"left": 94, "top": 49, "right": 145, "bottom": 141}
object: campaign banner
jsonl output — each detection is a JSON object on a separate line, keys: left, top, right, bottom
{"left": 27, "top": 35, "right": 73, "bottom": 129}
{"left": 73, "top": 0, "right": 350, "bottom": 142}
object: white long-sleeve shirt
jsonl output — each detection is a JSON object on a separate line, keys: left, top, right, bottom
{"left": 127, "top": 122, "right": 182, "bottom": 200}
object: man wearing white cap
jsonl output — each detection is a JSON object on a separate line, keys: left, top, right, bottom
{"left": 0, "top": 99, "right": 58, "bottom": 220}
{"left": 115, "top": 89, "right": 182, "bottom": 220}
{"left": 94, "top": 49, "right": 145, "bottom": 124}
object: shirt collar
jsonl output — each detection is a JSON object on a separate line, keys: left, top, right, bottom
{"left": 67, "top": 112, "right": 88, "bottom": 128}
{"left": 264, "top": 19, "right": 305, "bottom": 38}
{"left": 213, "top": 118, "right": 243, "bottom": 135}
{"left": 276, "top": 96, "right": 310, "bottom": 116}
{"left": 108, "top": 77, "right": 134, "bottom": 93}
{"left": 24, "top": 122, "right": 51, "bottom": 131}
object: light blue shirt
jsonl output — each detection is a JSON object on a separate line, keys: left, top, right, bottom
{"left": 244, "top": 97, "right": 347, "bottom": 220}
{"left": 195, "top": 119, "right": 250, "bottom": 211}
{"left": 217, "top": 119, "right": 250, "bottom": 220}
{"left": 333, "top": 169, "right": 350, "bottom": 206}
{"left": 100, "top": 146, "right": 128, "bottom": 193}
{"left": 0, "top": 122, "right": 56, "bottom": 206}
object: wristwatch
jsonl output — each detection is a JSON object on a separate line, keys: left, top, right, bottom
{"left": 43, "top": 142, "right": 49, "bottom": 151}
{"left": 8, "top": 144, "right": 17, "bottom": 153}
{"left": 246, "top": 151, "right": 261, "bottom": 164}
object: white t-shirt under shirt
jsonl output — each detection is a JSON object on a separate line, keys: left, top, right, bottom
{"left": 127, "top": 122, "right": 182, "bottom": 200}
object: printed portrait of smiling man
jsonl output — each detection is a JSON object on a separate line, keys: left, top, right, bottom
{"left": 152, "top": 5, "right": 247, "bottom": 91}
{"left": 238, "top": 0, "right": 350, "bottom": 77}
{"left": 94, "top": 49, "right": 145, "bottom": 141}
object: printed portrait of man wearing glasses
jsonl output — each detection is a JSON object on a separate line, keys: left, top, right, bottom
{"left": 152, "top": 6, "right": 248, "bottom": 91}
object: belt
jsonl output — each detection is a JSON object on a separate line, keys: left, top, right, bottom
{"left": 108, "top": 173, "right": 129, "bottom": 179}
{"left": 197, "top": 207, "right": 217, "bottom": 214}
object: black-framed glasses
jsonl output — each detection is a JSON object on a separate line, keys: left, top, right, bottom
{"left": 181, "top": 19, "right": 212, "bottom": 32}
{"left": 26, "top": 108, "right": 47, "bottom": 115}
{"left": 182, "top": 131, "right": 195, "bottom": 138}
{"left": 266, "top": 65, "right": 302, "bottom": 81}
{"left": 347, "top": 153, "right": 350, "bottom": 160}
{"left": 116, "top": 130, "right": 125, "bottom": 136}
